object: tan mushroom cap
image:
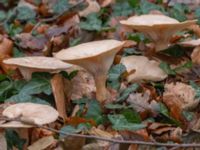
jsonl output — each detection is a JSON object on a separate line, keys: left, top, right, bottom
{"left": 0, "top": 103, "right": 59, "bottom": 128}
{"left": 54, "top": 40, "right": 125, "bottom": 61}
{"left": 121, "top": 56, "right": 167, "bottom": 82}
{"left": 3, "top": 56, "right": 72, "bottom": 71}
{"left": 120, "top": 14, "right": 196, "bottom": 27}
{"left": 179, "top": 39, "right": 200, "bottom": 47}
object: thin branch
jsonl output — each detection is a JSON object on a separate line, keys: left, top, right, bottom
{"left": 1, "top": 117, "right": 200, "bottom": 148}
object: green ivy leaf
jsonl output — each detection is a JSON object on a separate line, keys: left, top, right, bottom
{"left": 195, "top": 8, "right": 200, "bottom": 24}
{"left": 0, "top": 10, "right": 6, "bottom": 22}
{"left": 108, "top": 114, "right": 146, "bottom": 131}
{"left": 169, "top": 3, "right": 189, "bottom": 21}
{"left": 117, "top": 83, "right": 139, "bottom": 102}
{"left": 105, "top": 103, "right": 128, "bottom": 109}
{"left": 159, "top": 62, "right": 176, "bottom": 75}
{"left": 112, "top": 1, "right": 134, "bottom": 16}
{"left": 52, "top": 0, "right": 71, "bottom": 14}
{"left": 190, "top": 81, "right": 200, "bottom": 99}
{"left": 5, "top": 129, "right": 26, "bottom": 150}
{"left": 80, "top": 13, "right": 102, "bottom": 31}
{"left": 107, "top": 64, "right": 126, "bottom": 90}
{"left": 16, "top": 6, "right": 36, "bottom": 21}
{"left": 162, "top": 45, "right": 185, "bottom": 57}
{"left": 121, "top": 109, "right": 141, "bottom": 123}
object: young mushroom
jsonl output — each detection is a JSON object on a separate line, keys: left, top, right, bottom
{"left": 120, "top": 14, "right": 197, "bottom": 51}
{"left": 54, "top": 40, "right": 125, "bottom": 103}
{"left": 121, "top": 55, "right": 167, "bottom": 82}
{"left": 0, "top": 103, "right": 58, "bottom": 149}
{"left": 3, "top": 56, "right": 73, "bottom": 120}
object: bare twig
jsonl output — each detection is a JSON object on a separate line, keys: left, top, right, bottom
{"left": 1, "top": 117, "right": 200, "bottom": 148}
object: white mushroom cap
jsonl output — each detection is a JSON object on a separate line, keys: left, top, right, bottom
{"left": 121, "top": 56, "right": 167, "bottom": 82}
{"left": 120, "top": 14, "right": 197, "bottom": 51}
{"left": 0, "top": 103, "right": 59, "bottom": 128}
{"left": 3, "top": 56, "right": 72, "bottom": 80}
{"left": 3, "top": 56, "right": 72, "bottom": 71}
{"left": 179, "top": 39, "right": 200, "bottom": 47}
{"left": 54, "top": 40, "right": 125, "bottom": 61}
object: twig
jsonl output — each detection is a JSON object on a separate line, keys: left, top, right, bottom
{"left": 1, "top": 117, "right": 200, "bottom": 148}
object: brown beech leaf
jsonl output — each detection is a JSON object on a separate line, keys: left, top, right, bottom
{"left": 78, "top": 0, "right": 100, "bottom": 17}
{"left": 121, "top": 56, "right": 167, "bottom": 82}
{"left": 28, "top": 136, "right": 55, "bottom": 150}
{"left": 163, "top": 82, "right": 196, "bottom": 110}
{"left": 98, "top": 0, "right": 115, "bottom": 7}
{"left": 71, "top": 69, "right": 96, "bottom": 100}
{"left": 15, "top": 33, "right": 48, "bottom": 51}
{"left": 0, "top": 35, "right": 13, "bottom": 57}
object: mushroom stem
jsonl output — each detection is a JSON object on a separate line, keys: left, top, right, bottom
{"left": 19, "top": 67, "right": 33, "bottom": 80}
{"left": 51, "top": 74, "right": 68, "bottom": 120}
{"left": 94, "top": 74, "right": 109, "bottom": 102}
{"left": 155, "top": 41, "right": 169, "bottom": 51}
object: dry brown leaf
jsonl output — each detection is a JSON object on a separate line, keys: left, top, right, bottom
{"left": 78, "top": 0, "right": 100, "bottom": 17}
{"left": 0, "top": 35, "right": 13, "bottom": 57}
{"left": 98, "top": 0, "right": 115, "bottom": 7}
{"left": 121, "top": 56, "right": 167, "bottom": 82}
{"left": 164, "top": 82, "right": 196, "bottom": 109}
{"left": 28, "top": 136, "right": 55, "bottom": 150}
{"left": 191, "top": 46, "right": 200, "bottom": 65}
{"left": 60, "top": 136, "right": 85, "bottom": 150}
{"left": 71, "top": 69, "right": 96, "bottom": 100}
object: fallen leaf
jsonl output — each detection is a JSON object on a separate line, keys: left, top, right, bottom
{"left": 28, "top": 136, "right": 55, "bottom": 150}
{"left": 98, "top": 0, "right": 115, "bottom": 7}
{"left": 0, "top": 35, "right": 13, "bottom": 57}
{"left": 121, "top": 56, "right": 167, "bottom": 82}
{"left": 79, "top": 0, "right": 100, "bottom": 17}
{"left": 164, "top": 82, "right": 196, "bottom": 109}
{"left": 191, "top": 46, "right": 200, "bottom": 65}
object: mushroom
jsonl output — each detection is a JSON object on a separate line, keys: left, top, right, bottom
{"left": 3, "top": 56, "right": 73, "bottom": 120}
{"left": 179, "top": 39, "right": 200, "bottom": 64}
{"left": 54, "top": 40, "right": 125, "bottom": 102}
{"left": 0, "top": 103, "right": 58, "bottom": 149}
{"left": 120, "top": 14, "right": 197, "bottom": 51}
{"left": 120, "top": 55, "right": 167, "bottom": 82}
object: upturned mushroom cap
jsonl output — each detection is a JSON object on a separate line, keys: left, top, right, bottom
{"left": 179, "top": 39, "right": 200, "bottom": 47}
{"left": 120, "top": 56, "right": 167, "bottom": 82}
{"left": 3, "top": 56, "right": 72, "bottom": 80}
{"left": 120, "top": 14, "right": 197, "bottom": 51}
{"left": 0, "top": 103, "right": 59, "bottom": 128}
{"left": 54, "top": 40, "right": 125, "bottom": 102}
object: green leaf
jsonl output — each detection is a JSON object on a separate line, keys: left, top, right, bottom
{"left": 117, "top": 83, "right": 139, "bottom": 102}
{"left": 169, "top": 3, "right": 189, "bottom": 21}
{"left": 16, "top": 6, "right": 36, "bottom": 21}
{"left": 5, "top": 129, "right": 26, "bottom": 150}
{"left": 60, "top": 70, "right": 78, "bottom": 80}
{"left": 159, "top": 62, "right": 176, "bottom": 75}
{"left": 105, "top": 103, "right": 127, "bottom": 109}
{"left": 127, "top": 32, "right": 149, "bottom": 43}
{"left": 0, "top": 74, "right": 8, "bottom": 81}
{"left": 108, "top": 114, "right": 146, "bottom": 131}
{"left": 20, "top": 72, "right": 52, "bottom": 95}
{"left": 85, "top": 100, "right": 103, "bottom": 125}
{"left": 52, "top": 0, "right": 71, "bottom": 14}
{"left": 0, "top": 81, "right": 13, "bottom": 97}
{"left": 112, "top": 1, "right": 134, "bottom": 16}
{"left": 162, "top": 45, "right": 185, "bottom": 57}
{"left": 121, "top": 109, "right": 141, "bottom": 123}
{"left": 173, "top": 61, "right": 193, "bottom": 72}
{"left": 128, "top": 0, "right": 139, "bottom": 8}
{"left": 13, "top": 47, "right": 25, "bottom": 57}
{"left": 0, "top": 10, "right": 6, "bottom": 22}
{"left": 190, "top": 81, "right": 200, "bottom": 99}
{"left": 122, "top": 48, "right": 142, "bottom": 56}
{"left": 182, "top": 111, "right": 194, "bottom": 121}
{"left": 107, "top": 64, "right": 126, "bottom": 90}
{"left": 195, "top": 8, "right": 200, "bottom": 24}
{"left": 80, "top": 13, "right": 102, "bottom": 31}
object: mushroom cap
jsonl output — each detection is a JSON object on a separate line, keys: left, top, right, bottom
{"left": 0, "top": 103, "right": 59, "bottom": 128}
{"left": 120, "top": 14, "right": 197, "bottom": 28}
{"left": 121, "top": 56, "right": 167, "bottom": 82}
{"left": 54, "top": 40, "right": 125, "bottom": 61}
{"left": 3, "top": 56, "right": 72, "bottom": 71}
{"left": 179, "top": 39, "right": 200, "bottom": 47}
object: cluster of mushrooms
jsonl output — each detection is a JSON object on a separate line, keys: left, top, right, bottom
{"left": 0, "top": 14, "right": 198, "bottom": 133}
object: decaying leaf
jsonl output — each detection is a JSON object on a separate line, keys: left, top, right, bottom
{"left": 164, "top": 82, "right": 197, "bottom": 110}
{"left": 121, "top": 56, "right": 167, "bottom": 82}
{"left": 79, "top": 0, "right": 100, "bottom": 17}
{"left": 191, "top": 46, "right": 200, "bottom": 65}
{"left": 28, "top": 136, "right": 55, "bottom": 150}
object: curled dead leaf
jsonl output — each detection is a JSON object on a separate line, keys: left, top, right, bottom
{"left": 121, "top": 56, "right": 167, "bottom": 82}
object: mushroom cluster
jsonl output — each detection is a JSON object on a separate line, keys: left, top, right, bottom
{"left": 120, "top": 14, "right": 197, "bottom": 51}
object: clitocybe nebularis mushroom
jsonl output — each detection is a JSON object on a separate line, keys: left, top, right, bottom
{"left": 120, "top": 14, "right": 197, "bottom": 51}
{"left": 120, "top": 55, "right": 167, "bottom": 82}
{"left": 3, "top": 56, "right": 72, "bottom": 120}
{"left": 54, "top": 40, "right": 125, "bottom": 102}
{"left": 0, "top": 103, "right": 58, "bottom": 149}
